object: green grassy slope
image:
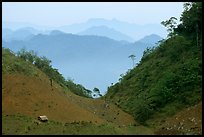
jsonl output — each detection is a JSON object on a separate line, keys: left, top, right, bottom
{"left": 104, "top": 2, "right": 202, "bottom": 125}
{"left": 2, "top": 114, "right": 155, "bottom": 135}
{"left": 2, "top": 114, "right": 120, "bottom": 135}
{"left": 2, "top": 48, "right": 39, "bottom": 76}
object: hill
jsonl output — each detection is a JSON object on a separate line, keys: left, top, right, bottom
{"left": 78, "top": 25, "right": 134, "bottom": 42}
{"left": 137, "top": 34, "right": 163, "bottom": 44}
{"left": 58, "top": 18, "right": 167, "bottom": 40}
{"left": 3, "top": 18, "right": 167, "bottom": 41}
{"left": 104, "top": 2, "right": 202, "bottom": 135}
{"left": 2, "top": 27, "right": 41, "bottom": 42}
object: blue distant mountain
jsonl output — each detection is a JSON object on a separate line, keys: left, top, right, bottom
{"left": 49, "top": 30, "right": 66, "bottom": 35}
{"left": 2, "top": 21, "right": 54, "bottom": 30}
{"left": 78, "top": 25, "right": 134, "bottom": 42}
{"left": 58, "top": 18, "right": 167, "bottom": 40}
{"left": 2, "top": 31, "right": 162, "bottom": 95}
{"left": 2, "top": 27, "right": 41, "bottom": 42}
{"left": 3, "top": 18, "right": 167, "bottom": 41}
{"left": 137, "top": 34, "right": 163, "bottom": 45}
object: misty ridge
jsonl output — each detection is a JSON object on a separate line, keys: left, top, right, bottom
{"left": 2, "top": 18, "right": 165, "bottom": 95}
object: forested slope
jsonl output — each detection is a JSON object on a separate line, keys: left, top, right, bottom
{"left": 104, "top": 2, "right": 202, "bottom": 126}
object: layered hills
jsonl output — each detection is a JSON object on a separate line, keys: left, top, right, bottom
{"left": 3, "top": 31, "right": 162, "bottom": 95}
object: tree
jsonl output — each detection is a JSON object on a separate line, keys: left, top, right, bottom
{"left": 178, "top": 2, "right": 202, "bottom": 46}
{"left": 93, "top": 87, "right": 102, "bottom": 97}
{"left": 86, "top": 89, "right": 93, "bottom": 98}
{"left": 161, "top": 17, "right": 178, "bottom": 38}
{"left": 128, "top": 54, "right": 136, "bottom": 68}
{"left": 119, "top": 73, "right": 125, "bottom": 82}
{"left": 34, "top": 56, "right": 51, "bottom": 70}
{"left": 16, "top": 48, "right": 38, "bottom": 64}
{"left": 17, "top": 47, "right": 27, "bottom": 61}
{"left": 26, "top": 50, "right": 37, "bottom": 64}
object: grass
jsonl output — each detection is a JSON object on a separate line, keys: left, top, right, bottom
{"left": 2, "top": 114, "right": 119, "bottom": 135}
{"left": 2, "top": 114, "right": 155, "bottom": 135}
{"left": 2, "top": 48, "right": 39, "bottom": 77}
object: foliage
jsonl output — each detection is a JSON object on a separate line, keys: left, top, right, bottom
{"left": 2, "top": 47, "right": 38, "bottom": 76}
{"left": 174, "top": 2, "right": 202, "bottom": 46}
{"left": 161, "top": 17, "right": 178, "bottom": 38}
{"left": 93, "top": 87, "right": 102, "bottom": 98}
{"left": 128, "top": 54, "right": 136, "bottom": 68}
{"left": 105, "top": 2, "right": 202, "bottom": 124}
{"left": 66, "top": 79, "right": 92, "bottom": 98}
{"left": 141, "top": 46, "right": 156, "bottom": 62}
{"left": 17, "top": 48, "right": 37, "bottom": 64}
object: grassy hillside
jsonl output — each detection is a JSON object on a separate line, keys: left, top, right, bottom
{"left": 2, "top": 48, "right": 38, "bottom": 76}
{"left": 2, "top": 47, "right": 92, "bottom": 98}
{"left": 104, "top": 2, "right": 202, "bottom": 126}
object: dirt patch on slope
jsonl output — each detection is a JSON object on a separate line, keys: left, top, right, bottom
{"left": 154, "top": 102, "right": 202, "bottom": 135}
{"left": 2, "top": 74, "right": 105, "bottom": 124}
{"left": 2, "top": 74, "right": 136, "bottom": 127}
{"left": 64, "top": 93, "right": 136, "bottom": 127}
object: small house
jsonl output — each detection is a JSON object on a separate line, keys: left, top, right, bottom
{"left": 38, "top": 115, "right": 48, "bottom": 122}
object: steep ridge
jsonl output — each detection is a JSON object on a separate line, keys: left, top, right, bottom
{"left": 104, "top": 2, "right": 202, "bottom": 135}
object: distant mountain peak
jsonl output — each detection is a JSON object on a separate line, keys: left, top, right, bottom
{"left": 78, "top": 25, "right": 134, "bottom": 42}
{"left": 50, "top": 30, "right": 65, "bottom": 35}
{"left": 137, "top": 34, "right": 163, "bottom": 45}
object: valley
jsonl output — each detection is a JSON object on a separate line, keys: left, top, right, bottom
{"left": 2, "top": 2, "right": 202, "bottom": 135}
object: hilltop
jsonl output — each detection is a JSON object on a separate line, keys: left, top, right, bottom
{"left": 78, "top": 25, "right": 134, "bottom": 42}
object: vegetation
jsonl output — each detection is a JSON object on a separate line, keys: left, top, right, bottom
{"left": 2, "top": 48, "right": 38, "bottom": 76}
{"left": 2, "top": 114, "right": 155, "bottom": 135}
{"left": 93, "top": 87, "right": 102, "bottom": 97}
{"left": 2, "top": 47, "right": 92, "bottom": 98}
{"left": 128, "top": 54, "right": 136, "bottom": 68}
{"left": 2, "top": 114, "right": 121, "bottom": 135}
{"left": 105, "top": 2, "right": 202, "bottom": 124}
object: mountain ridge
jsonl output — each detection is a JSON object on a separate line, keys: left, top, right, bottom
{"left": 78, "top": 25, "right": 135, "bottom": 42}
{"left": 3, "top": 32, "right": 161, "bottom": 94}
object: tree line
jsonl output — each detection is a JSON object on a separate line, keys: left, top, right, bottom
{"left": 15, "top": 47, "right": 93, "bottom": 98}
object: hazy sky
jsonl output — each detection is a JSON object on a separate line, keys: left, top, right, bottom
{"left": 3, "top": 2, "right": 184, "bottom": 26}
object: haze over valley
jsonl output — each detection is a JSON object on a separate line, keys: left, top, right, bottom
{"left": 3, "top": 19, "right": 164, "bottom": 95}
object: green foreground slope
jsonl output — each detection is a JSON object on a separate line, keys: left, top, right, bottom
{"left": 104, "top": 2, "right": 202, "bottom": 124}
